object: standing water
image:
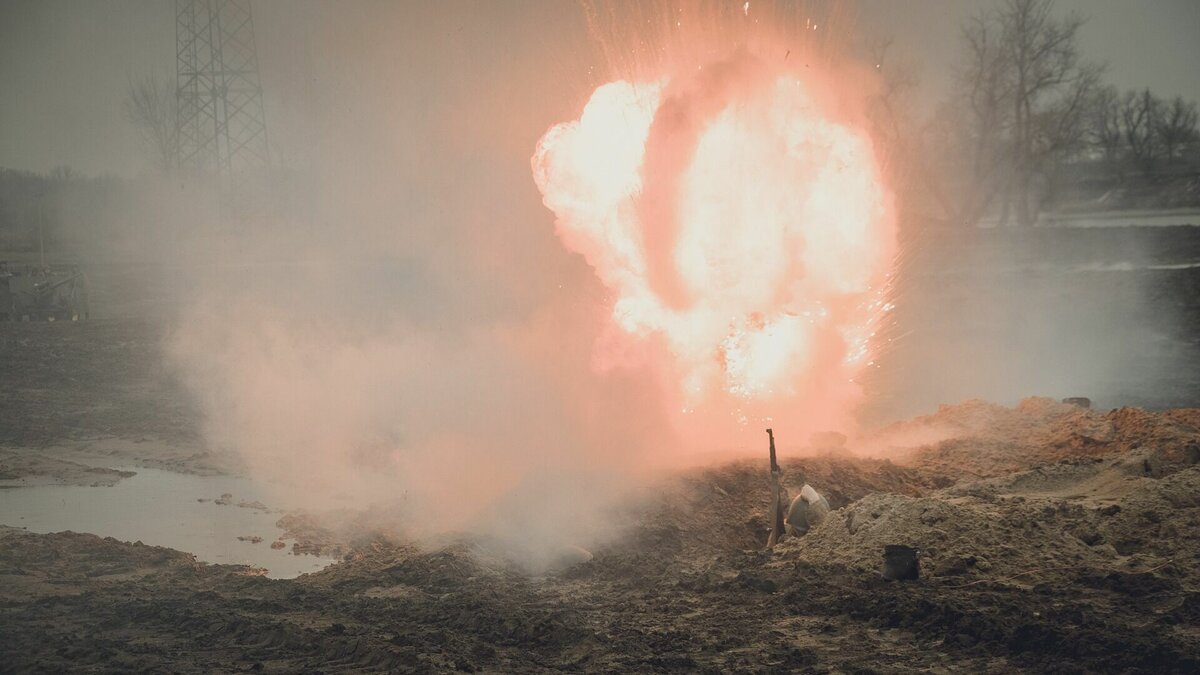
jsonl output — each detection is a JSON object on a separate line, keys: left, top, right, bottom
{"left": 0, "top": 467, "right": 338, "bottom": 579}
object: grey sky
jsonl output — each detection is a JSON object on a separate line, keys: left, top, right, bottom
{"left": 857, "top": 0, "right": 1200, "bottom": 102}
{"left": 1, "top": 0, "right": 1198, "bottom": 177}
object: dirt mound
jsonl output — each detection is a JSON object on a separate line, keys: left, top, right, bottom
{"left": 772, "top": 492, "right": 1108, "bottom": 582}
{"left": 1097, "top": 467, "right": 1200, "bottom": 573}
{"left": 0, "top": 526, "right": 196, "bottom": 600}
{"left": 769, "top": 454, "right": 1200, "bottom": 589}
{"left": 5, "top": 398, "right": 1200, "bottom": 672}
{"left": 5, "top": 450, "right": 1200, "bottom": 673}
{"left": 875, "top": 398, "right": 1200, "bottom": 480}
{"left": 949, "top": 447, "right": 1170, "bottom": 501}
{"left": 597, "top": 455, "right": 940, "bottom": 566}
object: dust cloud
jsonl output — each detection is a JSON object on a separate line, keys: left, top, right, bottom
{"left": 158, "top": 2, "right": 671, "bottom": 568}
{"left": 91, "top": 1, "right": 1181, "bottom": 567}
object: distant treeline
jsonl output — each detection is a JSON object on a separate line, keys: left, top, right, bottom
{"left": 0, "top": 165, "right": 313, "bottom": 260}
{"left": 869, "top": 0, "right": 1200, "bottom": 226}
{"left": 1051, "top": 157, "right": 1200, "bottom": 213}
{"left": 0, "top": 167, "right": 130, "bottom": 255}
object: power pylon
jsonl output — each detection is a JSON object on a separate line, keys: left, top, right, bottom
{"left": 175, "top": 0, "right": 270, "bottom": 177}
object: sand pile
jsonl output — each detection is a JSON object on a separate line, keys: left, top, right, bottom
{"left": 771, "top": 492, "right": 1110, "bottom": 582}
{"left": 873, "top": 397, "right": 1200, "bottom": 479}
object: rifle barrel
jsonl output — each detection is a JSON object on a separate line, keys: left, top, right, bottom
{"left": 767, "top": 428, "right": 778, "bottom": 472}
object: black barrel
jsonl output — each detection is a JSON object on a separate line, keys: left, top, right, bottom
{"left": 882, "top": 545, "right": 919, "bottom": 581}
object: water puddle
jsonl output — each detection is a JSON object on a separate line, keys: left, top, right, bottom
{"left": 0, "top": 467, "right": 337, "bottom": 579}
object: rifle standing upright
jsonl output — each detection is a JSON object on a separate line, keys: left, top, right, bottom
{"left": 765, "top": 428, "right": 786, "bottom": 548}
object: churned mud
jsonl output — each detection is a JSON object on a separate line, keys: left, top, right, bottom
{"left": 2, "top": 398, "right": 1199, "bottom": 673}
{"left": 2, "top": 316, "right": 1200, "bottom": 672}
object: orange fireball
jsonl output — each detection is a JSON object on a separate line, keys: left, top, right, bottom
{"left": 533, "top": 41, "right": 895, "bottom": 443}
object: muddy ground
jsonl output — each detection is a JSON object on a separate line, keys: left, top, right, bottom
{"left": 4, "top": 225, "right": 1200, "bottom": 673}
{"left": 2, "top": 355, "right": 1200, "bottom": 673}
{"left": 0, "top": 319, "right": 229, "bottom": 485}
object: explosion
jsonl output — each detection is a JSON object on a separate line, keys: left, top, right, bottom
{"left": 533, "top": 45, "right": 896, "bottom": 443}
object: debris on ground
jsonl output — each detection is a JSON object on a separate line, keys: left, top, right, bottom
{"left": 2, "top": 398, "right": 1199, "bottom": 672}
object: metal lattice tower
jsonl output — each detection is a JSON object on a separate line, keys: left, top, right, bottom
{"left": 175, "top": 0, "right": 269, "bottom": 177}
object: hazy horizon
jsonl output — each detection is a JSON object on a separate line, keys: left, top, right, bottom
{"left": 2, "top": 0, "right": 1199, "bottom": 177}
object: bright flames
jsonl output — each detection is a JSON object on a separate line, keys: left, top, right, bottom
{"left": 533, "top": 50, "right": 896, "bottom": 441}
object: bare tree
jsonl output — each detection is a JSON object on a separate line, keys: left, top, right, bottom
{"left": 49, "top": 165, "right": 76, "bottom": 184}
{"left": 1120, "top": 88, "right": 1160, "bottom": 172}
{"left": 862, "top": 34, "right": 935, "bottom": 216}
{"left": 1153, "top": 96, "right": 1199, "bottom": 162}
{"left": 997, "top": 0, "right": 1099, "bottom": 225}
{"left": 1087, "top": 85, "right": 1123, "bottom": 177}
{"left": 941, "top": 11, "right": 1014, "bottom": 226}
{"left": 124, "top": 74, "right": 180, "bottom": 172}
{"left": 944, "top": 0, "right": 1100, "bottom": 226}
